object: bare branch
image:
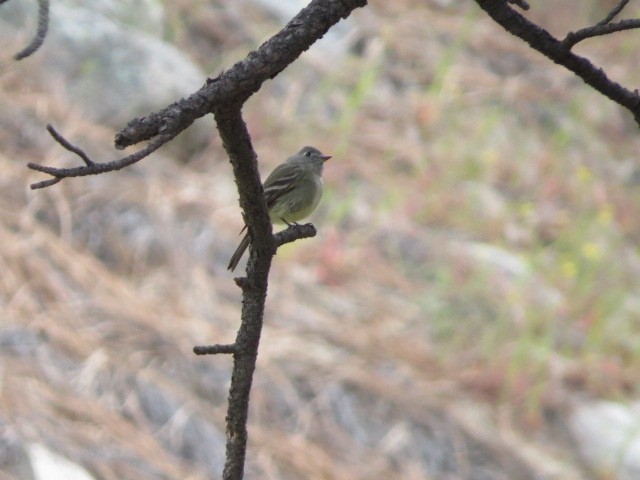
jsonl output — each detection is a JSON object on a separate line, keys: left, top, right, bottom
{"left": 114, "top": 0, "right": 368, "bottom": 150}
{"left": 474, "top": 0, "right": 640, "bottom": 126}
{"left": 46, "top": 124, "right": 94, "bottom": 166}
{"left": 32, "top": 177, "right": 61, "bottom": 189}
{"left": 28, "top": 0, "right": 366, "bottom": 192}
{"left": 598, "top": 0, "right": 630, "bottom": 26}
{"left": 193, "top": 344, "right": 237, "bottom": 355}
{"left": 213, "top": 106, "right": 274, "bottom": 480}
{"left": 274, "top": 223, "right": 317, "bottom": 248}
{"left": 562, "top": 18, "right": 640, "bottom": 49}
{"left": 230, "top": 224, "right": 318, "bottom": 286}
{"left": 28, "top": 129, "right": 179, "bottom": 189}
{"left": 13, "top": 0, "right": 49, "bottom": 60}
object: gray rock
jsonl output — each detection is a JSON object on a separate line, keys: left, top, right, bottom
{"left": 569, "top": 401, "right": 640, "bottom": 479}
{"left": 1, "top": 0, "right": 210, "bottom": 162}
{"left": 27, "top": 443, "right": 96, "bottom": 480}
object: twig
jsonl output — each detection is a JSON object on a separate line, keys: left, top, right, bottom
{"left": 230, "top": 224, "right": 318, "bottom": 288}
{"left": 274, "top": 223, "right": 317, "bottom": 248}
{"left": 474, "top": 0, "right": 640, "bottom": 125}
{"left": 13, "top": 0, "right": 49, "bottom": 60}
{"left": 45, "top": 125, "right": 94, "bottom": 166}
{"left": 557, "top": 0, "right": 636, "bottom": 50}
{"left": 506, "top": 0, "right": 529, "bottom": 11}
{"left": 598, "top": 0, "right": 630, "bottom": 26}
{"left": 28, "top": 0, "right": 368, "bottom": 191}
{"left": 193, "top": 344, "right": 237, "bottom": 355}
{"left": 28, "top": 129, "right": 178, "bottom": 189}
{"left": 562, "top": 18, "right": 640, "bottom": 49}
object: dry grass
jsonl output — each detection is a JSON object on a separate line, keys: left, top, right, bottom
{"left": 1, "top": 0, "right": 640, "bottom": 478}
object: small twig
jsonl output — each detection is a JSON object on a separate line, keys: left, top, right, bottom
{"left": 506, "top": 0, "right": 529, "bottom": 11}
{"left": 46, "top": 124, "right": 94, "bottom": 166}
{"left": 28, "top": 128, "right": 178, "bottom": 189}
{"left": 33, "top": 177, "right": 61, "bottom": 188}
{"left": 13, "top": 0, "right": 49, "bottom": 60}
{"left": 474, "top": 0, "right": 640, "bottom": 125}
{"left": 233, "top": 277, "right": 249, "bottom": 289}
{"left": 274, "top": 223, "right": 317, "bottom": 248}
{"left": 598, "top": 0, "right": 630, "bottom": 26}
{"left": 562, "top": 18, "right": 640, "bottom": 49}
{"left": 193, "top": 344, "right": 237, "bottom": 355}
{"left": 230, "top": 224, "right": 318, "bottom": 288}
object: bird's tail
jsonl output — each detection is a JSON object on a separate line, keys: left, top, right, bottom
{"left": 227, "top": 231, "right": 251, "bottom": 272}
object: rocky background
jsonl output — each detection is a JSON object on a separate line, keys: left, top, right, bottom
{"left": 1, "top": 0, "right": 640, "bottom": 479}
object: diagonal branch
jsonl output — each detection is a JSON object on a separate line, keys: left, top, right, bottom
{"left": 598, "top": 0, "right": 630, "bottom": 26}
{"left": 28, "top": 127, "right": 178, "bottom": 189}
{"left": 27, "top": 0, "right": 367, "bottom": 190}
{"left": 45, "top": 124, "right": 94, "bottom": 166}
{"left": 474, "top": 0, "right": 640, "bottom": 125}
{"left": 114, "top": 0, "right": 367, "bottom": 150}
{"left": 562, "top": 18, "right": 640, "bottom": 49}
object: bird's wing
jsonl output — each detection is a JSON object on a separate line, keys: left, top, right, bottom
{"left": 262, "top": 162, "right": 303, "bottom": 209}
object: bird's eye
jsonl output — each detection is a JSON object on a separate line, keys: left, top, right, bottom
{"left": 305, "top": 150, "right": 311, "bottom": 157}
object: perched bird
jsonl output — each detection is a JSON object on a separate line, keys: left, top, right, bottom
{"left": 227, "top": 146, "right": 331, "bottom": 272}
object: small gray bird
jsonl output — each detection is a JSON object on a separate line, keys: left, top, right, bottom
{"left": 227, "top": 146, "right": 331, "bottom": 272}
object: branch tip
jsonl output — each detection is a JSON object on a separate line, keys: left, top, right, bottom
{"left": 507, "top": 0, "right": 530, "bottom": 11}
{"left": 193, "top": 344, "right": 237, "bottom": 355}
{"left": 46, "top": 124, "right": 94, "bottom": 166}
{"left": 233, "top": 277, "right": 249, "bottom": 289}
{"left": 13, "top": 0, "right": 49, "bottom": 60}
{"left": 476, "top": 0, "right": 640, "bottom": 125}
{"left": 274, "top": 223, "right": 317, "bottom": 248}
{"left": 598, "top": 0, "right": 630, "bottom": 26}
{"left": 562, "top": 18, "right": 640, "bottom": 50}
{"left": 30, "top": 177, "right": 61, "bottom": 190}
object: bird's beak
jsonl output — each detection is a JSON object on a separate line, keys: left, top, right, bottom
{"left": 321, "top": 154, "right": 332, "bottom": 162}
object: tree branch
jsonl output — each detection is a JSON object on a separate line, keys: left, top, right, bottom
{"left": 474, "top": 0, "right": 640, "bottom": 125}
{"left": 598, "top": 0, "right": 630, "bottom": 26}
{"left": 193, "top": 344, "right": 237, "bottom": 355}
{"left": 28, "top": 126, "right": 178, "bottom": 190}
{"left": 28, "top": 0, "right": 640, "bottom": 478}
{"left": 25, "top": 2, "right": 367, "bottom": 479}
{"left": 274, "top": 223, "right": 318, "bottom": 248}
{"left": 8, "top": 0, "right": 50, "bottom": 60}
{"left": 212, "top": 106, "right": 275, "bottom": 480}
{"left": 114, "top": 0, "right": 366, "bottom": 150}
{"left": 27, "top": 0, "right": 367, "bottom": 189}
{"left": 506, "top": 0, "right": 529, "bottom": 11}
{"left": 562, "top": 18, "right": 640, "bottom": 49}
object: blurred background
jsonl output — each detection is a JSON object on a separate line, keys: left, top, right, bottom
{"left": 1, "top": 0, "right": 640, "bottom": 479}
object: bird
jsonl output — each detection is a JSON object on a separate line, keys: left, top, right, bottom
{"left": 227, "top": 146, "right": 331, "bottom": 272}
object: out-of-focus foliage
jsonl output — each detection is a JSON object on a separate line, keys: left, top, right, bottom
{"left": 2, "top": 0, "right": 640, "bottom": 478}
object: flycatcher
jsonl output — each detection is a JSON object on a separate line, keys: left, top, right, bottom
{"left": 227, "top": 146, "right": 331, "bottom": 272}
